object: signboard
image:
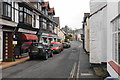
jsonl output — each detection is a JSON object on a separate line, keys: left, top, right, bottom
{"left": 13, "top": 41, "right": 17, "bottom": 45}
{"left": 18, "top": 28, "right": 37, "bottom": 34}
{"left": 48, "top": 34, "right": 52, "bottom": 36}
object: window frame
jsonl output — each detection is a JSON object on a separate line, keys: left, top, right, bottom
{"left": 2, "top": 2, "right": 12, "bottom": 19}
{"left": 19, "top": 6, "right": 32, "bottom": 25}
{"left": 112, "top": 16, "right": 120, "bottom": 65}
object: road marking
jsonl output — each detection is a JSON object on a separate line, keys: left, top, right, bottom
{"left": 81, "top": 73, "right": 93, "bottom": 76}
{"left": 76, "top": 53, "right": 80, "bottom": 79}
{"left": 76, "top": 59, "right": 80, "bottom": 78}
{"left": 72, "top": 50, "right": 76, "bottom": 51}
{"left": 69, "top": 62, "right": 77, "bottom": 79}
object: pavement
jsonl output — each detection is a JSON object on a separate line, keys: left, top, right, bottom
{"left": 2, "top": 41, "right": 104, "bottom": 79}
{"left": 0, "top": 57, "right": 29, "bottom": 69}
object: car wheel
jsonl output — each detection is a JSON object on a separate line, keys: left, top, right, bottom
{"left": 44, "top": 54, "right": 48, "bottom": 60}
{"left": 50, "top": 51, "right": 53, "bottom": 57}
{"left": 29, "top": 55, "right": 34, "bottom": 60}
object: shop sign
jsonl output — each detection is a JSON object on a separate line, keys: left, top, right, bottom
{"left": 13, "top": 41, "right": 17, "bottom": 45}
{"left": 18, "top": 28, "right": 36, "bottom": 34}
{"left": 48, "top": 34, "right": 52, "bottom": 36}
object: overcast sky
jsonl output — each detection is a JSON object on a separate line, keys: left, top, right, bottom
{"left": 44, "top": 0, "right": 90, "bottom": 29}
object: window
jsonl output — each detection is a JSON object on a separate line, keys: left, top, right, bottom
{"left": 33, "top": 15, "right": 36, "bottom": 27}
{"left": 3, "top": 3, "right": 7, "bottom": 16}
{"left": 19, "top": 7, "right": 23, "bottom": 11}
{"left": 3, "top": 2, "right": 11, "bottom": 18}
{"left": 8, "top": 5, "right": 11, "bottom": 17}
{"left": 42, "top": 19, "right": 47, "bottom": 29}
{"left": 112, "top": 16, "right": 120, "bottom": 65}
{"left": 19, "top": 7, "right": 32, "bottom": 25}
{"left": 19, "top": 12, "right": 23, "bottom": 22}
{"left": 12, "top": 2, "right": 15, "bottom": 21}
{"left": 24, "top": 13, "right": 27, "bottom": 23}
{"left": 50, "top": 44, "right": 58, "bottom": 47}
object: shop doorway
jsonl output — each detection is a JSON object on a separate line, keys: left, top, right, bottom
{"left": 3, "top": 32, "right": 14, "bottom": 62}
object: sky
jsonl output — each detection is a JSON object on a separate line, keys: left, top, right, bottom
{"left": 44, "top": 0, "right": 90, "bottom": 29}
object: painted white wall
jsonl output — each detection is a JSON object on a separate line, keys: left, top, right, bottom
{"left": 85, "top": 18, "right": 90, "bottom": 52}
{"left": 90, "top": 0, "right": 107, "bottom": 14}
{"left": 58, "top": 29, "right": 65, "bottom": 42}
{"left": 90, "top": 0, "right": 107, "bottom": 63}
{"left": 107, "top": 1, "right": 119, "bottom": 78}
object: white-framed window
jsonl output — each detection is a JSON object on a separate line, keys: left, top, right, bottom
{"left": 112, "top": 16, "right": 120, "bottom": 65}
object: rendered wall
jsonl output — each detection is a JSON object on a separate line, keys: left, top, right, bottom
{"left": 85, "top": 18, "right": 90, "bottom": 52}
{"left": 90, "top": 0, "right": 107, "bottom": 63}
{"left": 107, "top": 1, "right": 119, "bottom": 78}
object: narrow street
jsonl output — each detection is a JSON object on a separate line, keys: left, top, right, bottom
{"left": 2, "top": 41, "right": 101, "bottom": 79}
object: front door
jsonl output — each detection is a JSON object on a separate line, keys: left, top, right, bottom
{"left": 3, "top": 32, "right": 14, "bottom": 62}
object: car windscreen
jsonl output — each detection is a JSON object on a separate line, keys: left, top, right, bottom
{"left": 21, "top": 43, "right": 31, "bottom": 47}
{"left": 32, "top": 43, "right": 43, "bottom": 48}
{"left": 50, "top": 44, "right": 59, "bottom": 47}
{"left": 38, "top": 44, "right": 44, "bottom": 48}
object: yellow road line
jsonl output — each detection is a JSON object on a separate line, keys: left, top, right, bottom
{"left": 69, "top": 62, "right": 77, "bottom": 79}
{"left": 76, "top": 49, "right": 81, "bottom": 79}
{"left": 76, "top": 60, "right": 80, "bottom": 78}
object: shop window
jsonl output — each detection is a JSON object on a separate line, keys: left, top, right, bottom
{"left": 112, "top": 16, "right": 120, "bottom": 65}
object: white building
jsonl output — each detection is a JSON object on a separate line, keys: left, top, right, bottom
{"left": 107, "top": 0, "right": 120, "bottom": 78}
{"left": 0, "top": 2, "right": 19, "bottom": 62}
{"left": 85, "top": 17, "right": 90, "bottom": 53}
{"left": 90, "top": 0, "right": 107, "bottom": 64}
{"left": 90, "top": 0, "right": 120, "bottom": 78}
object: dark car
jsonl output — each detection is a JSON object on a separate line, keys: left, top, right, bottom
{"left": 62, "top": 42, "right": 71, "bottom": 48}
{"left": 29, "top": 43, "right": 53, "bottom": 60}
{"left": 21, "top": 42, "right": 32, "bottom": 53}
{"left": 50, "top": 42, "right": 63, "bottom": 53}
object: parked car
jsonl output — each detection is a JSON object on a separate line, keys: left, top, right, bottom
{"left": 62, "top": 42, "right": 71, "bottom": 48}
{"left": 21, "top": 42, "right": 32, "bottom": 53}
{"left": 29, "top": 42, "right": 53, "bottom": 60}
{"left": 50, "top": 42, "right": 63, "bottom": 53}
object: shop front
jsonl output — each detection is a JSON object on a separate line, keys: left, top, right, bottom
{"left": 2, "top": 26, "right": 16, "bottom": 62}
{"left": 14, "top": 28, "right": 38, "bottom": 58}
{"left": 40, "top": 32, "right": 58, "bottom": 44}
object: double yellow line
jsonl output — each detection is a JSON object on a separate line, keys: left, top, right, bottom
{"left": 68, "top": 55, "right": 80, "bottom": 79}
{"left": 69, "top": 62, "right": 77, "bottom": 78}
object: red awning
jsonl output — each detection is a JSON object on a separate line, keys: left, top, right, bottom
{"left": 21, "top": 33, "right": 38, "bottom": 40}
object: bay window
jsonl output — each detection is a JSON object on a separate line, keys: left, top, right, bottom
{"left": 112, "top": 16, "right": 120, "bottom": 65}
{"left": 19, "top": 6, "right": 32, "bottom": 25}
{"left": 19, "top": 12, "right": 23, "bottom": 22}
{"left": 3, "top": 2, "right": 12, "bottom": 18}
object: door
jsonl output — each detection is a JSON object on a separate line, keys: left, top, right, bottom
{"left": 3, "top": 32, "right": 14, "bottom": 62}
